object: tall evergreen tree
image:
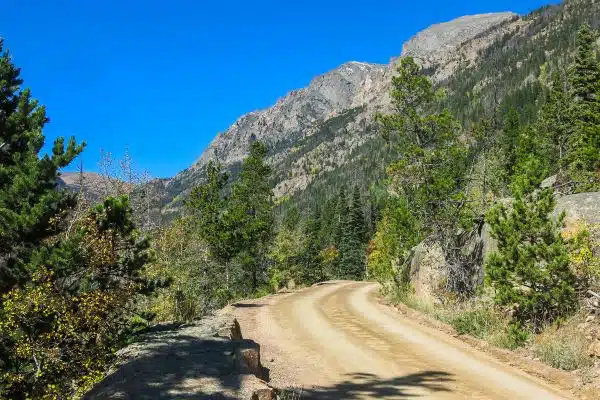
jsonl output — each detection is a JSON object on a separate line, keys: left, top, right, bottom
{"left": 186, "top": 162, "right": 234, "bottom": 265}
{"left": 334, "top": 186, "right": 349, "bottom": 248}
{"left": 566, "top": 24, "right": 600, "bottom": 186}
{"left": 338, "top": 186, "right": 367, "bottom": 280}
{"left": 230, "top": 141, "right": 275, "bottom": 291}
{"left": 570, "top": 24, "right": 600, "bottom": 102}
{"left": 349, "top": 186, "right": 366, "bottom": 244}
{"left": 0, "top": 42, "right": 157, "bottom": 398}
{"left": 0, "top": 41, "right": 85, "bottom": 294}
{"left": 377, "top": 56, "right": 473, "bottom": 294}
{"left": 510, "top": 126, "right": 551, "bottom": 193}
{"left": 320, "top": 197, "right": 337, "bottom": 246}
{"left": 536, "top": 71, "right": 571, "bottom": 173}
{"left": 302, "top": 203, "right": 327, "bottom": 283}
{"left": 501, "top": 107, "right": 522, "bottom": 177}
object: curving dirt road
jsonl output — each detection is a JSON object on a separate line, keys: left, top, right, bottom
{"left": 232, "top": 281, "right": 571, "bottom": 399}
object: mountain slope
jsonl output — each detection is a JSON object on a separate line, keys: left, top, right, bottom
{"left": 162, "top": 0, "right": 600, "bottom": 216}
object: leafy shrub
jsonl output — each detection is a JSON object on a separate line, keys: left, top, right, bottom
{"left": 566, "top": 223, "right": 600, "bottom": 289}
{"left": 503, "top": 322, "right": 530, "bottom": 350}
{"left": 146, "top": 218, "right": 233, "bottom": 322}
{"left": 0, "top": 197, "right": 155, "bottom": 399}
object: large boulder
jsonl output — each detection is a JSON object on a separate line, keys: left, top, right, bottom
{"left": 409, "top": 240, "right": 447, "bottom": 300}
{"left": 409, "top": 225, "right": 487, "bottom": 300}
{"left": 554, "top": 192, "right": 600, "bottom": 229}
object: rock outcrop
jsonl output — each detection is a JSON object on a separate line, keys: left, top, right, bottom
{"left": 401, "top": 13, "right": 516, "bottom": 61}
{"left": 555, "top": 192, "right": 600, "bottom": 228}
{"left": 409, "top": 192, "right": 600, "bottom": 299}
{"left": 409, "top": 240, "right": 447, "bottom": 300}
{"left": 85, "top": 314, "right": 277, "bottom": 400}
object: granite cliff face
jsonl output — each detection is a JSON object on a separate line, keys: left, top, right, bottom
{"left": 164, "top": 61, "right": 392, "bottom": 209}
{"left": 197, "top": 62, "right": 388, "bottom": 168}
{"left": 161, "top": 10, "right": 539, "bottom": 212}
{"left": 401, "top": 12, "right": 520, "bottom": 81}
{"left": 401, "top": 13, "right": 517, "bottom": 67}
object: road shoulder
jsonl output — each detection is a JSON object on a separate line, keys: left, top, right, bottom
{"left": 374, "top": 289, "right": 598, "bottom": 400}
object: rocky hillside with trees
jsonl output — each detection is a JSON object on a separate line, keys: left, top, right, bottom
{"left": 367, "top": 11, "right": 600, "bottom": 386}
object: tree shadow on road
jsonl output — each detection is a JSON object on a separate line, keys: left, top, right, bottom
{"left": 231, "top": 302, "right": 266, "bottom": 308}
{"left": 84, "top": 331, "right": 266, "bottom": 400}
{"left": 297, "top": 371, "right": 454, "bottom": 399}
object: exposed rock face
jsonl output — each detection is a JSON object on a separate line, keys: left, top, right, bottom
{"left": 409, "top": 240, "right": 447, "bottom": 300}
{"left": 163, "top": 13, "right": 520, "bottom": 211}
{"left": 195, "top": 61, "right": 388, "bottom": 169}
{"left": 165, "top": 62, "right": 390, "bottom": 206}
{"left": 409, "top": 226, "right": 487, "bottom": 301}
{"left": 85, "top": 314, "right": 274, "bottom": 399}
{"left": 555, "top": 192, "right": 600, "bottom": 228}
{"left": 401, "top": 13, "right": 517, "bottom": 68}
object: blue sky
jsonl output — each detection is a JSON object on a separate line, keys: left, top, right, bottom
{"left": 2, "top": 0, "right": 557, "bottom": 178}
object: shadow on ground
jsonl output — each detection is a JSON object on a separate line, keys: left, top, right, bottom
{"left": 84, "top": 330, "right": 266, "bottom": 400}
{"left": 297, "top": 371, "right": 454, "bottom": 399}
{"left": 231, "top": 303, "right": 266, "bottom": 308}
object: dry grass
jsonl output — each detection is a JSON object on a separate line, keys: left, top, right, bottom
{"left": 390, "top": 286, "right": 599, "bottom": 372}
{"left": 390, "top": 287, "right": 519, "bottom": 348}
{"left": 533, "top": 317, "right": 594, "bottom": 371}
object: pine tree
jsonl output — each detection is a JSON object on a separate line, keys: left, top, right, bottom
{"left": 0, "top": 41, "right": 158, "bottom": 397}
{"left": 302, "top": 203, "right": 327, "bottom": 284}
{"left": 501, "top": 107, "right": 522, "bottom": 177}
{"left": 230, "top": 141, "right": 275, "bottom": 291}
{"left": 0, "top": 41, "right": 85, "bottom": 294}
{"left": 510, "top": 126, "right": 551, "bottom": 193}
{"left": 536, "top": 71, "right": 571, "bottom": 173}
{"left": 377, "top": 56, "right": 473, "bottom": 294}
{"left": 570, "top": 24, "right": 600, "bottom": 102}
{"left": 338, "top": 186, "right": 367, "bottom": 280}
{"left": 349, "top": 186, "right": 366, "bottom": 244}
{"left": 186, "top": 162, "right": 234, "bottom": 264}
{"left": 486, "top": 187, "right": 577, "bottom": 331}
{"left": 566, "top": 24, "right": 600, "bottom": 187}
{"left": 320, "top": 197, "right": 337, "bottom": 246}
{"left": 334, "top": 186, "right": 349, "bottom": 248}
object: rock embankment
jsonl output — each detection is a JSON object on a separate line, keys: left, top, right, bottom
{"left": 85, "top": 314, "right": 278, "bottom": 400}
{"left": 409, "top": 191, "right": 600, "bottom": 301}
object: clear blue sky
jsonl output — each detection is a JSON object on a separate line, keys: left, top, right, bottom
{"left": 2, "top": 0, "right": 557, "bottom": 178}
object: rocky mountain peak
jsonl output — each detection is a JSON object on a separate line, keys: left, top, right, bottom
{"left": 188, "top": 61, "right": 387, "bottom": 171}
{"left": 401, "top": 12, "right": 518, "bottom": 68}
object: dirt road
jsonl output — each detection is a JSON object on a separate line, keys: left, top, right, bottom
{"left": 232, "top": 281, "right": 571, "bottom": 399}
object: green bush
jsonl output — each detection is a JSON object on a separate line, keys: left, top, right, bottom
{"left": 449, "top": 307, "right": 504, "bottom": 338}
{"left": 486, "top": 188, "right": 578, "bottom": 331}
